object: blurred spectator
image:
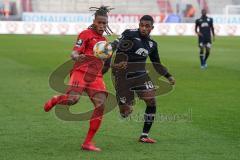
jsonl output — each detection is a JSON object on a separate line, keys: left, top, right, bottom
{"left": 0, "top": 1, "right": 4, "bottom": 16}
{"left": 184, "top": 4, "right": 196, "bottom": 18}
{"left": 165, "top": 14, "right": 181, "bottom": 23}
{"left": 3, "top": 0, "right": 11, "bottom": 18}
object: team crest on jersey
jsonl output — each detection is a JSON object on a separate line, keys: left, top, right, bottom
{"left": 149, "top": 41, "right": 153, "bottom": 48}
{"left": 207, "top": 18, "right": 210, "bottom": 22}
{"left": 76, "top": 39, "right": 83, "bottom": 47}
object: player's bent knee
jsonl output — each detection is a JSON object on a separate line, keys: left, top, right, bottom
{"left": 119, "top": 105, "right": 133, "bottom": 118}
{"left": 68, "top": 96, "right": 80, "bottom": 105}
{"left": 92, "top": 92, "right": 107, "bottom": 107}
{"left": 143, "top": 98, "right": 156, "bottom": 106}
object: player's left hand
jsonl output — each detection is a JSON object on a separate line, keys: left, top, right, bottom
{"left": 213, "top": 35, "right": 216, "bottom": 42}
{"left": 197, "top": 32, "right": 203, "bottom": 37}
{"left": 167, "top": 76, "right": 176, "bottom": 85}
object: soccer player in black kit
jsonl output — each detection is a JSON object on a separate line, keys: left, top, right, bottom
{"left": 109, "top": 15, "right": 175, "bottom": 143}
{"left": 195, "top": 9, "right": 215, "bottom": 69}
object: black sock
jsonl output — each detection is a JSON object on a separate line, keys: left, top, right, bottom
{"left": 204, "top": 51, "right": 210, "bottom": 62}
{"left": 141, "top": 106, "right": 156, "bottom": 138}
{"left": 200, "top": 50, "right": 205, "bottom": 66}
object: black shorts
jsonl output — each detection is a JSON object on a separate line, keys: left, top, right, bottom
{"left": 114, "top": 71, "right": 154, "bottom": 105}
{"left": 198, "top": 36, "right": 212, "bottom": 48}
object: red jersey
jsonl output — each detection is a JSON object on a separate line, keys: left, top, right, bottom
{"left": 72, "top": 28, "right": 106, "bottom": 77}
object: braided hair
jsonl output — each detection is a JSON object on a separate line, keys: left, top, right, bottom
{"left": 89, "top": 6, "right": 114, "bottom": 35}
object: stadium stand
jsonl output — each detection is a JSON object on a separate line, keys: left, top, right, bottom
{"left": 206, "top": 0, "right": 233, "bottom": 14}
{"left": 1, "top": 0, "right": 240, "bottom": 21}
{"left": 31, "top": 0, "right": 160, "bottom": 14}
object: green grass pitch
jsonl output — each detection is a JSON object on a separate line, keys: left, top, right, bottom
{"left": 0, "top": 35, "right": 240, "bottom": 160}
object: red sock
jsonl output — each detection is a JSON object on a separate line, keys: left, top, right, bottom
{"left": 44, "top": 95, "right": 70, "bottom": 112}
{"left": 83, "top": 106, "right": 104, "bottom": 144}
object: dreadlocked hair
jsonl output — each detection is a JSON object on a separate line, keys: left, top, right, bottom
{"left": 89, "top": 6, "right": 114, "bottom": 35}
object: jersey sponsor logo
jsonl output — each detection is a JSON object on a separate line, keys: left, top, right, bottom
{"left": 201, "top": 22, "right": 209, "bottom": 28}
{"left": 76, "top": 39, "right": 83, "bottom": 47}
{"left": 135, "top": 48, "right": 149, "bottom": 57}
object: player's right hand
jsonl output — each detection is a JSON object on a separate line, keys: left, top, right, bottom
{"left": 197, "top": 32, "right": 203, "bottom": 37}
{"left": 112, "top": 61, "right": 127, "bottom": 70}
{"left": 168, "top": 76, "right": 176, "bottom": 85}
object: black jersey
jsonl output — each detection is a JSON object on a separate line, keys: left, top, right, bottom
{"left": 112, "top": 29, "right": 169, "bottom": 77}
{"left": 195, "top": 16, "right": 214, "bottom": 39}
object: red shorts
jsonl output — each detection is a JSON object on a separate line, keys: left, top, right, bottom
{"left": 67, "top": 70, "right": 106, "bottom": 98}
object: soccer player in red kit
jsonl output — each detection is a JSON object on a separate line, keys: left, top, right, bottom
{"left": 43, "top": 6, "right": 113, "bottom": 152}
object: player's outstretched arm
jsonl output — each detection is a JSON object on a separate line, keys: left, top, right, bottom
{"left": 210, "top": 18, "right": 215, "bottom": 41}
{"left": 152, "top": 62, "right": 175, "bottom": 85}
{"left": 150, "top": 45, "right": 175, "bottom": 85}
